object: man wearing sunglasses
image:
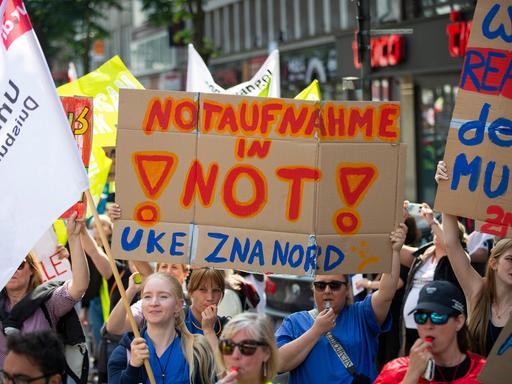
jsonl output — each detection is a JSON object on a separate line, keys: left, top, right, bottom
{"left": 375, "top": 280, "right": 486, "bottom": 383}
{"left": 1, "top": 330, "right": 66, "bottom": 384}
{"left": 276, "top": 224, "right": 407, "bottom": 384}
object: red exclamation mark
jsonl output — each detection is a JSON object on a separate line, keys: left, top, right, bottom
{"left": 132, "top": 151, "right": 178, "bottom": 227}
{"left": 333, "top": 163, "right": 378, "bottom": 235}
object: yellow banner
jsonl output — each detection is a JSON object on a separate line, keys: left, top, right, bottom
{"left": 53, "top": 220, "right": 68, "bottom": 246}
{"left": 86, "top": 146, "right": 113, "bottom": 216}
{"left": 294, "top": 79, "right": 322, "bottom": 101}
{"left": 58, "top": 56, "right": 144, "bottom": 148}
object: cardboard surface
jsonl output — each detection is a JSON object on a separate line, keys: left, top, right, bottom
{"left": 435, "top": 0, "right": 512, "bottom": 237}
{"left": 475, "top": 220, "right": 512, "bottom": 239}
{"left": 478, "top": 318, "right": 512, "bottom": 384}
{"left": 112, "top": 89, "right": 405, "bottom": 274}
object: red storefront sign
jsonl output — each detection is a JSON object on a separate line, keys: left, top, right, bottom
{"left": 446, "top": 10, "right": 473, "bottom": 57}
{"left": 352, "top": 34, "right": 404, "bottom": 69}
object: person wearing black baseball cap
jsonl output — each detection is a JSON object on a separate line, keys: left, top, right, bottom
{"left": 375, "top": 281, "right": 486, "bottom": 383}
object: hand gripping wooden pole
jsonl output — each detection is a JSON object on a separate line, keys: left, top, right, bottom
{"left": 86, "top": 190, "right": 156, "bottom": 384}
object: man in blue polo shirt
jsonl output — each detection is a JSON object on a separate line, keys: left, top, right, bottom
{"left": 275, "top": 224, "right": 406, "bottom": 383}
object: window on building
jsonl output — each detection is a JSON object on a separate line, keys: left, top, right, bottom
{"left": 130, "top": 33, "right": 176, "bottom": 76}
{"left": 405, "top": 0, "right": 476, "bottom": 19}
{"left": 371, "top": 78, "right": 392, "bottom": 101}
{"left": 416, "top": 76, "right": 458, "bottom": 204}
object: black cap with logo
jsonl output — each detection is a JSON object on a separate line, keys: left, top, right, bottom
{"left": 408, "top": 280, "right": 466, "bottom": 316}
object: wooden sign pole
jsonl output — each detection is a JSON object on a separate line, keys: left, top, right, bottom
{"left": 85, "top": 190, "right": 156, "bottom": 384}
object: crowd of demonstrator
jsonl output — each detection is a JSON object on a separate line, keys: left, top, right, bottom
{"left": 0, "top": 161, "right": 510, "bottom": 384}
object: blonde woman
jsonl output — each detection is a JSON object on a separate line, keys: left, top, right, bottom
{"left": 217, "top": 313, "right": 278, "bottom": 384}
{"left": 436, "top": 160, "right": 512, "bottom": 355}
{"left": 107, "top": 268, "right": 228, "bottom": 354}
{"left": 107, "top": 273, "right": 215, "bottom": 383}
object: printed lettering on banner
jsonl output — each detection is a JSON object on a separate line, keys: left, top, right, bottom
{"left": 31, "top": 228, "right": 73, "bottom": 283}
{"left": 59, "top": 96, "right": 93, "bottom": 219}
{"left": 0, "top": 0, "right": 88, "bottom": 289}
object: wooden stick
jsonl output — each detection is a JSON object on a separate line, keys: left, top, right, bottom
{"left": 85, "top": 190, "right": 156, "bottom": 384}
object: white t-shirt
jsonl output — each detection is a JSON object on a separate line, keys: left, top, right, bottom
{"left": 217, "top": 289, "right": 242, "bottom": 317}
{"left": 467, "top": 231, "right": 494, "bottom": 255}
{"left": 403, "top": 256, "right": 436, "bottom": 329}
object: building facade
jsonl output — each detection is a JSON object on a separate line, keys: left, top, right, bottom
{"left": 98, "top": 0, "right": 477, "bottom": 204}
{"left": 205, "top": 0, "right": 476, "bottom": 203}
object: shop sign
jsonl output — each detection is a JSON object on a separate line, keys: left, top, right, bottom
{"left": 352, "top": 35, "right": 404, "bottom": 69}
{"left": 447, "top": 10, "right": 473, "bottom": 57}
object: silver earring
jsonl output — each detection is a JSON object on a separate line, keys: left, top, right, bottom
{"left": 263, "top": 361, "right": 267, "bottom": 378}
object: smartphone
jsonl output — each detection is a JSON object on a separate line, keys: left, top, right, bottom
{"left": 407, "top": 202, "right": 422, "bottom": 216}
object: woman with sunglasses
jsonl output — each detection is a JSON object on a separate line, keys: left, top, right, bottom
{"left": 107, "top": 272, "right": 215, "bottom": 383}
{"left": 216, "top": 313, "right": 278, "bottom": 384}
{"left": 400, "top": 201, "right": 468, "bottom": 354}
{"left": 276, "top": 224, "right": 407, "bottom": 384}
{"left": 375, "top": 280, "right": 486, "bottom": 383}
{"left": 436, "top": 161, "right": 512, "bottom": 356}
{"left": 0, "top": 213, "right": 89, "bottom": 367}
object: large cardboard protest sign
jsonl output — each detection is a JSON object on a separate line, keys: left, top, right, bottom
{"left": 478, "top": 318, "right": 512, "bottom": 383}
{"left": 112, "top": 89, "right": 405, "bottom": 275}
{"left": 59, "top": 96, "right": 93, "bottom": 219}
{"left": 435, "top": 0, "right": 512, "bottom": 237}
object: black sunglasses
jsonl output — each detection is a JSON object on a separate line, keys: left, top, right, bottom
{"left": 313, "top": 281, "right": 347, "bottom": 291}
{"left": 414, "top": 311, "right": 452, "bottom": 325}
{"left": 17, "top": 261, "right": 27, "bottom": 271}
{"left": 219, "top": 339, "right": 267, "bottom": 356}
{"left": 0, "top": 369, "right": 56, "bottom": 384}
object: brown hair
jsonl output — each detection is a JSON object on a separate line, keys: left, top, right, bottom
{"left": 468, "top": 238, "right": 512, "bottom": 355}
{"left": 456, "top": 321, "right": 469, "bottom": 353}
{"left": 187, "top": 268, "right": 225, "bottom": 296}
{"left": 142, "top": 273, "right": 216, "bottom": 383}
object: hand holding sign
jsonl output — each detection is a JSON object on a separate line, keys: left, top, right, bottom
{"left": 435, "top": 161, "right": 449, "bottom": 183}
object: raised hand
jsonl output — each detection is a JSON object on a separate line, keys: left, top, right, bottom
{"left": 434, "top": 160, "right": 449, "bottom": 183}
{"left": 106, "top": 203, "right": 122, "bottom": 221}
{"left": 201, "top": 304, "right": 218, "bottom": 334}
{"left": 390, "top": 223, "right": 407, "bottom": 252}
{"left": 65, "top": 211, "right": 84, "bottom": 239}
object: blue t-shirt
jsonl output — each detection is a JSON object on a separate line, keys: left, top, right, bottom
{"left": 185, "top": 307, "right": 223, "bottom": 336}
{"left": 275, "top": 295, "right": 391, "bottom": 384}
{"left": 144, "top": 331, "right": 189, "bottom": 384}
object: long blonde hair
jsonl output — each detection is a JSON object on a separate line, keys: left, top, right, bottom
{"left": 468, "top": 238, "right": 512, "bottom": 355}
{"left": 142, "top": 273, "right": 216, "bottom": 383}
{"left": 219, "top": 313, "right": 279, "bottom": 383}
